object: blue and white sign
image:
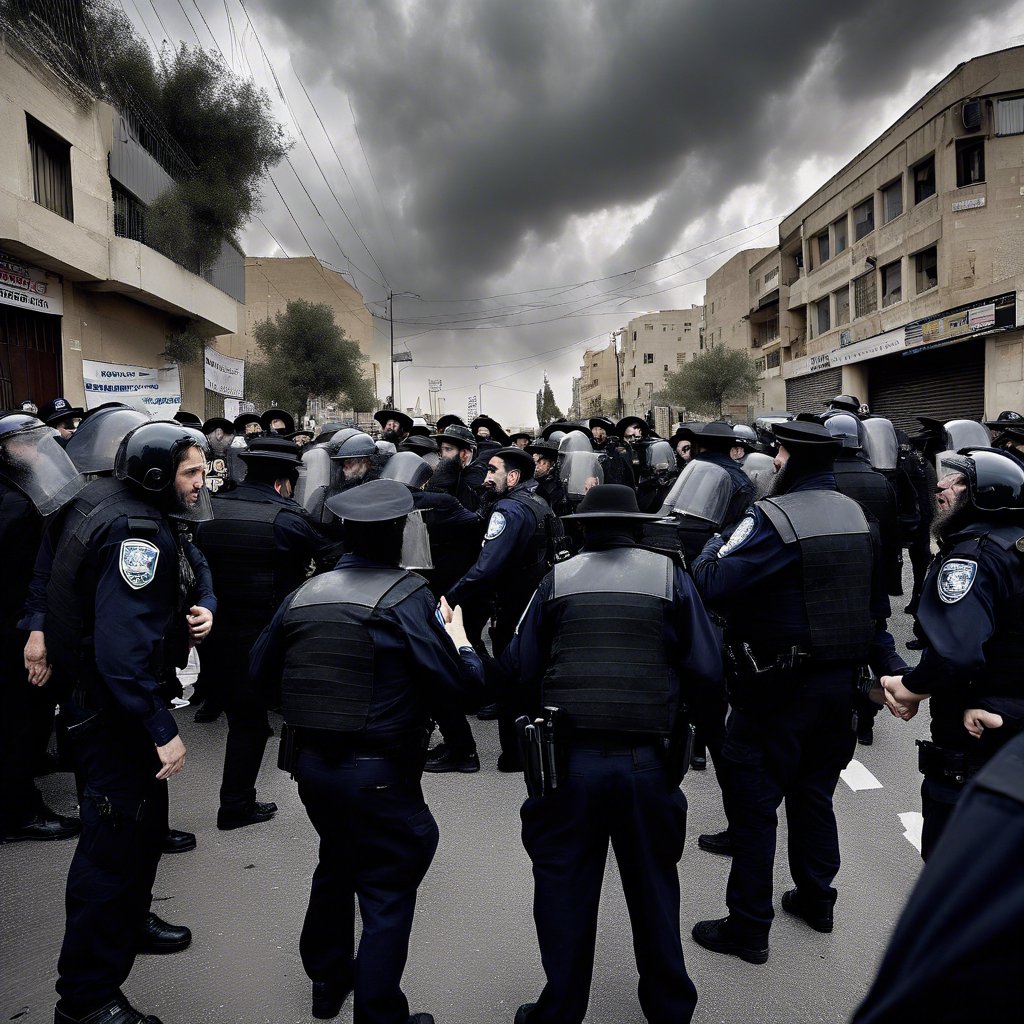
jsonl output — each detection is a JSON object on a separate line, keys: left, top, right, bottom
{"left": 82, "top": 360, "right": 182, "bottom": 416}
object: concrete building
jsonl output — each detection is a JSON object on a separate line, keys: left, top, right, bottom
{"left": 0, "top": 15, "right": 243, "bottom": 416}
{"left": 576, "top": 338, "right": 620, "bottom": 418}
{"left": 618, "top": 307, "right": 705, "bottom": 418}
{"left": 741, "top": 46, "right": 1024, "bottom": 429}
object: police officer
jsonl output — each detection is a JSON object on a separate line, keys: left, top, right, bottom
{"left": 331, "top": 431, "right": 379, "bottom": 493}
{"left": 676, "top": 422, "right": 755, "bottom": 529}
{"left": 447, "top": 446, "right": 559, "bottom": 771}
{"left": 195, "top": 436, "right": 329, "bottom": 830}
{"left": 881, "top": 447, "right": 1024, "bottom": 860}
{"left": 38, "top": 397, "right": 84, "bottom": 446}
{"left": 250, "top": 479, "right": 483, "bottom": 1024}
{"left": 0, "top": 411, "right": 84, "bottom": 843}
{"left": 46, "top": 421, "right": 216, "bottom": 1024}
{"left": 690, "top": 420, "right": 905, "bottom": 963}
{"left": 500, "top": 485, "right": 723, "bottom": 1024}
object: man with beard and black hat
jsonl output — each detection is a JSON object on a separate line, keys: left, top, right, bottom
{"left": 427, "top": 424, "right": 485, "bottom": 512}
{"left": 880, "top": 446, "right": 1024, "bottom": 860}
{"left": 589, "top": 416, "right": 635, "bottom": 488}
{"left": 250, "top": 478, "right": 483, "bottom": 1024}
{"left": 526, "top": 438, "right": 569, "bottom": 516}
{"left": 445, "top": 446, "right": 560, "bottom": 771}
{"left": 689, "top": 420, "right": 905, "bottom": 964}
{"left": 374, "top": 408, "right": 414, "bottom": 446}
{"left": 234, "top": 412, "right": 265, "bottom": 438}
{"left": 470, "top": 414, "right": 510, "bottom": 448}
{"left": 500, "top": 485, "right": 723, "bottom": 1024}
{"left": 202, "top": 417, "right": 236, "bottom": 494}
{"left": 261, "top": 408, "right": 295, "bottom": 436}
{"left": 509, "top": 431, "right": 533, "bottom": 449}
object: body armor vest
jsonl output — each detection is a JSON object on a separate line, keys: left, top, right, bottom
{"left": 542, "top": 547, "right": 677, "bottom": 736}
{"left": 758, "top": 490, "right": 874, "bottom": 661}
{"left": 832, "top": 459, "right": 893, "bottom": 525}
{"left": 280, "top": 567, "right": 428, "bottom": 733}
{"left": 499, "top": 486, "right": 560, "bottom": 615}
{"left": 45, "top": 477, "right": 169, "bottom": 681}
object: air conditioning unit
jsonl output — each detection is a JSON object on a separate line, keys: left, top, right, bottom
{"left": 962, "top": 99, "right": 982, "bottom": 132}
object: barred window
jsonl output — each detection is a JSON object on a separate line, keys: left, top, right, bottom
{"left": 854, "top": 271, "right": 876, "bottom": 318}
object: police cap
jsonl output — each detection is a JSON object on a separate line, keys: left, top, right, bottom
{"left": 325, "top": 478, "right": 414, "bottom": 522}
{"left": 38, "top": 397, "right": 83, "bottom": 426}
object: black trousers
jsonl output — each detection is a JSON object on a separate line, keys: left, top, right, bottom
{"left": 295, "top": 749, "right": 438, "bottom": 1024}
{"left": 721, "top": 675, "right": 856, "bottom": 942}
{"left": 56, "top": 704, "right": 167, "bottom": 1016}
{"left": 920, "top": 776, "right": 964, "bottom": 861}
{"left": 521, "top": 744, "right": 697, "bottom": 1024}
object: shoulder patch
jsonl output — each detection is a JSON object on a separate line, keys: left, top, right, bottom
{"left": 484, "top": 510, "right": 507, "bottom": 541}
{"left": 938, "top": 558, "right": 978, "bottom": 604}
{"left": 119, "top": 539, "right": 160, "bottom": 590}
{"left": 719, "top": 514, "right": 755, "bottom": 558}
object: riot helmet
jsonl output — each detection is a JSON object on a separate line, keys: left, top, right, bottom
{"left": 944, "top": 419, "right": 990, "bottom": 451}
{"left": 861, "top": 417, "right": 899, "bottom": 471}
{"left": 557, "top": 430, "right": 594, "bottom": 463}
{"left": 560, "top": 450, "right": 604, "bottom": 502}
{"left": 644, "top": 439, "right": 676, "bottom": 474}
{"left": 0, "top": 412, "right": 87, "bottom": 515}
{"left": 656, "top": 459, "right": 732, "bottom": 525}
{"left": 65, "top": 405, "right": 150, "bottom": 475}
{"left": 381, "top": 450, "right": 433, "bottom": 490}
{"left": 375, "top": 440, "right": 398, "bottom": 458}
{"left": 742, "top": 451, "right": 777, "bottom": 498}
{"left": 294, "top": 443, "right": 332, "bottom": 518}
{"left": 820, "top": 411, "right": 863, "bottom": 450}
{"left": 940, "top": 447, "right": 1024, "bottom": 514}
{"left": 330, "top": 431, "right": 376, "bottom": 460}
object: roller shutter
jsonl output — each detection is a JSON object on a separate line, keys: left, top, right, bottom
{"left": 785, "top": 367, "right": 843, "bottom": 415}
{"left": 868, "top": 338, "right": 985, "bottom": 433}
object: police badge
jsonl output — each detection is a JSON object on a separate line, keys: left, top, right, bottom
{"left": 484, "top": 511, "right": 507, "bottom": 540}
{"left": 119, "top": 539, "right": 160, "bottom": 589}
{"left": 937, "top": 558, "right": 978, "bottom": 604}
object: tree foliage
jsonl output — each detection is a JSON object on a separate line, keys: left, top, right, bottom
{"left": 246, "top": 300, "right": 374, "bottom": 421}
{"left": 662, "top": 346, "right": 761, "bottom": 418}
{"left": 535, "top": 376, "right": 564, "bottom": 426}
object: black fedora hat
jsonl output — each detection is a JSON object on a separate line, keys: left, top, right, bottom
{"left": 234, "top": 412, "right": 264, "bottom": 433}
{"left": 374, "top": 408, "right": 414, "bottom": 433}
{"left": 615, "top": 416, "right": 651, "bottom": 438}
{"left": 588, "top": 416, "right": 615, "bottom": 432}
{"left": 773, "top": 421, "right": 841, "bottom": 449}
{"left": 541, "top": 419, "right": 573, "bottom": 441}
{"left": 173, "top": 410, "right": 203, "bottom": 428}
{"left": 202, "top": 417, "right": 235, "bottom": 434}
{"left": 488, "top": 445, "right": 535, "bottom": 479}
{"left": 325, "top": 478, "right": 414, "bottom": 522}
{"left": 400, "top": 434, "right": 439, "bottom": 455}
{"left": 470, "top": 415, "right": 510, "bottom": 445}
{"left": 261, "top": 408, "right": 295, "bottom": 434}
{"left": 562, "top": 484, "right": 661, "bottom": 521}
{"left": 526, "top": 439, "right": 559, "bottom": 459}
{"left": 237, "top": 436, "right": 302, "bottom": 465}
{"left": 509, "top": 431, "right": 534, "bottom": 444}
{"left": 436, "top": 414, "right": 466, "bottom": 432}
{"left": 432, "top": 424, "right": 477, "bottom": 450}
{"left": 677, "top": 421, "right": 738, "bottom": 450}
{"left": 824, "top": 394, "right": 861, "bottom": 414}
{"left": 984, "top": 410, "right": 1024, "bottom": 429}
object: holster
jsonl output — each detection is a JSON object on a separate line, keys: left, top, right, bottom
{"left": 662, "top": 721, "right": 695, "bottom": 787}
{"left": 723, "top": 640, "right": 809, "bottom": 710}
{"left": 916, "top": 739, "right": 981, "bottom": 786}
{"left": 277, "top": 722, "right": 299, "bottom": 775}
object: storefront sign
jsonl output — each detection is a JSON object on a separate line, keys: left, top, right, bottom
{"left": 784, "top": 327, "right": 906, "bottom": 379}
{"left": 904, "top": 293, "right": 1015, "bottom": 349}
{"left": 0, "top": 252, "right": 63, "bottom": 315}
{"left": 203, "top": 347, "right": 244, "bottom": 398}
{"left": 82, "top": 360, "right": 182, "bottom": 415}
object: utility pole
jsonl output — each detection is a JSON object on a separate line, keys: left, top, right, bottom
{"left": 614, "top": 331, "right": 624, "bottom": 419}
{"left": 388, "top": 289, "right": 394, "bottom": 406}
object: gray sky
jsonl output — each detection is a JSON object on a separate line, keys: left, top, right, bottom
{"left": 137, "top": 0, "right": 1024, "bottom": 426}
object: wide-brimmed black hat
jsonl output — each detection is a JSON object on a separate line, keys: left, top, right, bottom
{"left": 173, "top": 410, "right": 203, "bottom": 428}
{"left": 488, "top": 445, "right": 535, "bottom": 479}
{"left": 38, "top": 397, "right": 84, "bottom": 425}
{"left": 400, "top": 435, "right": 439, "bottom": 456}
{"left": 541, "top": 420, "right": 573, "bottom": 441}
{"left": 615, "top": 416, "right": 651, "bottom": 438}
{"left": 562, "top": 484, "right": 661, "bottom": 521}
{"left": 432, "top": 424, "right": 477, "bottom": 450}
{"left": 202, "top": 417, "right": 235, "bottom": 434}
{"left": 470, "top": 415, "right": 509, "bottom": 445}
{"left": 984, "top": 410, "right": 1024, "bottom": 429}
{"left": 824, "top": 394, "right": 861, "bottom": 414}
{"left": 526, "top": 439, "right": 559, "bottom": 459}
{"left": 436, "top": 414, "right": 466, "bottom": 432}
{"left": 374, "top": 408, "right": 414, "bottom": 433}
{"left": 237, "top": 436, "right": 302, "bottom": 466}
{"left": 677, "top": 421, "right": 738, "bottom": 450}
{"left": 261, "top": 409, "right": 295, "bottom": 434}
{"left": 508, "top": 431, "right": 534, "bottom": 444}
{"left": 773, "top": 421, "right": 841, "bottom": 450}
{"left": 588, "top": 416, "right": 615, "bottom": 432}
{"left": 325, "top": 478, "right": 414, "bottom": 522}
{"left": 286, "top": 427, "right": 314, "bottom": 441}
{"left": 234, "top": 412, "right": 264, "bottom": 432}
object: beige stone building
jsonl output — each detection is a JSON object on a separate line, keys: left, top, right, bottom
{"left": 618, "top": 307, "right": 705, "bottom": 418}
{"left": 576, "top": 338, "right": 620, "bottom": 418}
{"left": 714, "top": 46, "right": 1024, "bottom": 429}
{"left": 0, "top": 19, "right": 242, "bottom": 416}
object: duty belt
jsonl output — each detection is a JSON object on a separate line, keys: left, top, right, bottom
{"left": 916, "top": 739, "right": 986, "bottom": 786}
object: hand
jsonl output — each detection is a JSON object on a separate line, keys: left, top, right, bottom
{"left": 439, "top": 596, "right": 454, "bottom": 624}
{"left": 187, "top": 605, "right": 213, "bottom": 644}
{"left": 963, "top": 708, "right": 1004, "bottom": 739}
{"left": 444, "top": 604, "right": 470, "bottom": 648}
{"left": 155, "top": 735, "right": 186, "bottom": 780}
{"left": 24, "top": 630, "right": 52, "bottom": 687}
{"left": 881, "top": 675, "right": 925, "bottom": 721}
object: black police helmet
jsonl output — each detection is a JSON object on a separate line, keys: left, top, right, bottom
{"left": 0, "top": 411, "right": 45, "bottom": 437}
{"left": 941, "top": 447, "right": 1024, "bottom": 513}
{"left": 820, "top": 411, "right": 862, "bottom": 450}
{"left": 114, "top": 421, "right": 211, "bottom": 495}
{"left": 330, "top": 431, "right": 376, "bottom": 459}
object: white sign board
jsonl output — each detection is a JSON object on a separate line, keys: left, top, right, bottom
{"left": 203, "top": 347, "right": 244, "bottom": 398}
{"left": 0, "top": 252, "right": 63, "bottom": 315}
{"left": 82, "top": 360, "right": 182, "bottom": 416}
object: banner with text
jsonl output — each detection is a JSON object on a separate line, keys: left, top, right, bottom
{"left": 203, "top": 347, "right": 245, "bottom": 398}
{"left": 82, "top": 360, "right": 182, "bottom": 416}
{"left": 0, "top": 252, "right": 63, "bottom": 316}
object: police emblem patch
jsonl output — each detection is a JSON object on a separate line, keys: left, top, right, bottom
{"left": 484, "top": 511, "right": 507, "bottom": 540}
{"left": 718, "top": 514, "right": 755, "bottom": 558}
{"left": 119, "top": 539, "right": 160, "bottom": 590}
{"left": 937, "top": 558, "right": 977, "bottom": 604}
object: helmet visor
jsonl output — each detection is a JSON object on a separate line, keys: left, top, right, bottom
{"left": 657, "top": 459, "right": 733, "bottom": 524}
{"left": 0, "top": 423, "right": 87, "bottom": 515}
{"left": 66, "top": 407, "right": 150, "bottom": 474}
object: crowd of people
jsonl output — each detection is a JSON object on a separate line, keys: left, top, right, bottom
{"left": 2, "top": 393, "right": 1023, "bottom": 1024}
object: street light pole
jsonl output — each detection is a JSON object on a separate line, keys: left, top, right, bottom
{"left": 388, "top": 289, "right": 394, "bottom": 406}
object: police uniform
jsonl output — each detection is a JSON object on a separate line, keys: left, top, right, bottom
{"left": 500, "top": 485, "right": 723, "bottom": 1024}
{"left": 195, "top": 449, "right": 330, "bottom": 828}
{"left": 690, "top": 422, "right": 905, "bottom": 961}
{"left": 45, "top": 424, "right": 215, "bottom": 1023}
{"left": 250, "top": 480, "right": 482, "bottom": 1024}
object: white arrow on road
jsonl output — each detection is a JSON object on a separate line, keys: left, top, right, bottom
{"left": 840, "top": 759, "right": 884, "bottom": 791}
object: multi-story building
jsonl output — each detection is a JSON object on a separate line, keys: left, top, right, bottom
{"left": 618, "top": 307, "right": 705, "bottom": 418}
{"left": 576, "top": 338, "right": 620, "bottom": 418}
{"left": 751, "top": 46, "right": 1024, "bottom": 428}
{"left": 0, "top": 12, "right": 243, "bottom": 415}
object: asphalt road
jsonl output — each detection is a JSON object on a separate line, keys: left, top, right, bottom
{"left": 2, "top": 583, "right": 933, "bottom": 1024}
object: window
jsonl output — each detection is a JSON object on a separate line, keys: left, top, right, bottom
{"left": 643, "top": 353, "right": 654, "bottom": 364}
{"left": 956, "top": 138, "right": 985, "bottom": 187}
{"left": 915, "top": 246, "right": 938, "bottom": 293}
{"left": 764, "top": 266, "right": 779, "bottom": 284}
{"left": 854, "top": 271, "right": 876, "bottom": 318}
{"left": 766, "top": 350, "right": 781, "bottom": 369}
{"left": 913, "top": 155, "right": 936, "bottom": 203}
{"left": 684, "top": 323, "right": 692, "bottom": 332}
{"left": 663, "top": 364, "right": 669, "bottom": 372}
{"left": 832, "top": 216, "right": 847, "bottom": 255}
{"left": 853, "top": 199, "right": 874, "bottom": 241}
{"left": 834, "top": 286, "right": 850, "bottom": 327}
{"left": 676, "top": 353, "right": 686, "bottom": 366}
{"left": 881, "top": 178, "right": 903, "bottom": 223}
{"left": 27, "top": 115, "right": 73, "bottom": 220}
{"left": 816, "top": 231, "right": 829, "bottom": 266}
{"left": 881, "top": 260, "right": 902, "bottom": 307}
{"left": 995, "top": 97, "right": 1024, "bottom": 136}
{"left": 815, "top": 297, "right": 831, "bottom": 336}
{"left": 644, "top": 323, "right": 654, "bottom": 331}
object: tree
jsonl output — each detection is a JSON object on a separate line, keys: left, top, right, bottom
{"left": 536, "top": 375, "right": 564, "bottom": 426}
{"left": 245, "top": 300, "right": 375, "bottom": 421}
{"left": 662, "top": 346, "right": 761, "bottom": 418}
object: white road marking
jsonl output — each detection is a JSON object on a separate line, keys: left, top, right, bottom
{"left": 840, "top": 759, "right": 884, "bottom": 791}
{"left": 899, "top": 812, "right": 924, "bottom": 852}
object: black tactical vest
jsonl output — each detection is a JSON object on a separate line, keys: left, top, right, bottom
{"left": 972, "top": 524, "right": 1024, "bottom": 694}
{"left": 45, "top": 477, "right": 169, "bottom": 681}
{"left": 280, "top": 567, "right": 428, "bottom": 733}
{"left": 832, "top": 459, "right": 893, "bottom": 525}
{"left": 201, "top": 488, "right": 311, "bottom": 629}
{"left": 499, "top": 486, "right": 561, "bottom": 613}
{"left": 758, "top": 490, "right": 874, "bottom": 661}
{"left": 541, "top": 547, "right": 677, "bottom": 736}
